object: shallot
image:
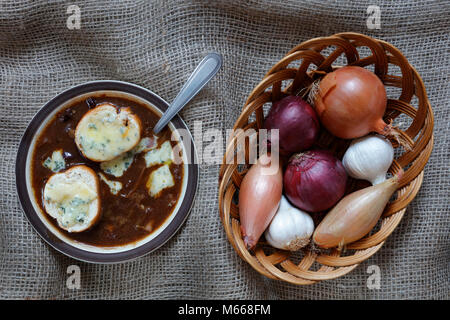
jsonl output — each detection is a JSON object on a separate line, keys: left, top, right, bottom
{"left": 239, "top": 154, "right": 283, "bottom": 250}
{"left": 313, "top": 171, "right": 402, "bottom": 249}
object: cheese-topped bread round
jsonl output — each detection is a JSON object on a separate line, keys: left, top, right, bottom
{"left": 75, "top": 103, "right": 142, "bottom": 162}
{"left": 43, "top": 165, "right": 101, "bottom": 233}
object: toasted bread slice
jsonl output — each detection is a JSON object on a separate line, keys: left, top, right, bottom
{"left": 75, "top": 103, "right": 142, "bottom": 162}
{"left": 43, "top": 165, "right": 101, "bottom": 233}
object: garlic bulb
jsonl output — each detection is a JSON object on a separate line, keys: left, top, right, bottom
{"left": 265, "top": 196, "right": 314, "bottom": 251}
{"left": 342, "top": 134, "right": 394, "bottom": 185}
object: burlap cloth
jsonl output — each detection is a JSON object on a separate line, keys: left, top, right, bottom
{"left": 0, "top": 0, "right": 448, "bottom": 300}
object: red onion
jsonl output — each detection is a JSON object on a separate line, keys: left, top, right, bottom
{"left": 284, "top": 150, "right": 347, "bottom": 212}
{"left": 264, "top": 95, "right": 319, "bottom": 156}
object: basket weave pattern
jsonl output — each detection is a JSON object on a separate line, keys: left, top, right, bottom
{"left": 218, "top": 32, "right": 434, "bottom": 284}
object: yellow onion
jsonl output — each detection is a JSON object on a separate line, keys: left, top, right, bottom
{"left": 313, "top": 172, "right": 401, "bottom": 249}
{"left": 313, "top": 66, "right": 389, "bottom": 139}
{"left": 239, "top": 154, "right": 282, "bottom": 250}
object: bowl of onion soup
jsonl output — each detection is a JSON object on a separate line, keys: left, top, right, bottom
{"left": 16, "top": 80, "right": 198, "bottom": 263}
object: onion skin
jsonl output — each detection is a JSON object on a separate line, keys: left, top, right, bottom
{"left": 314, "top": 66, "right": 388, "bottom": 139}
{"left": 264, "top": 95, "right": 319, "bottom": 155}
{"left": 284, "top": 150, "right": 347, "bottom": 212}
{"left": 313, "top": 173, "right": 400, "bottom": 249}
{"left": 239, "top": 154, "right": 283, "bottom": 250}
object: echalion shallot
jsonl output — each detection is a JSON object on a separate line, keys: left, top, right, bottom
{"left": 313, "top": 171, "right": 402, "bottom": 249}
{"left": 239, "top": 154, "right": 283, "bottom": 250}
{"left": 284, "top": 150, "right": 347, "bottom": 212}
{"left": 342, "top": 134, "right": 394, "bottom": 185}
{"left": 265, "top": 196, "right": 314, "bottom": 251}
{"left": 312, "top": 66, "right": 391, "bottom": 139}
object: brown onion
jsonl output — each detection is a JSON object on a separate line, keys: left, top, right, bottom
{"left": 313, "top": 66, "right": 389, "bottom": 139}
{"left": 239, "top": 154, "right": 282, "bottom": 250}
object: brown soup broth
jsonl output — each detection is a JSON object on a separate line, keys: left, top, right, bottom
{"left": 31, "top": 95, "right": 184, "bottom": 246}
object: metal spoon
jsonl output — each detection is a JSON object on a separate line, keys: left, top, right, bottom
{"left": 153, "top": 52, "right": 223, "bottom": 134}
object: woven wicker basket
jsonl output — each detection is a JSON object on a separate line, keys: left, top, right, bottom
{"left": 218, "top": 32, "right": 434, "bottom": 284}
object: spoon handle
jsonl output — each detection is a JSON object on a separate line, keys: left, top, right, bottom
{"left": 153, "top": 52, "right": 223, "bottom": 134}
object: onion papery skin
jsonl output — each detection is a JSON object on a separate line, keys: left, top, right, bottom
{"left": 314, "top": 66, "right": 388, "bottom": 139}
{"left": 284, "top": 150, "right": 347, "bottom": 213}
{"left": 264, "top": 95, "right": 319, "bottom": 156}
{"left": 239, "top": 154, "right": 283, "bottom": 250}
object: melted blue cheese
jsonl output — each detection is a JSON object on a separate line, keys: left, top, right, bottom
{"left": 144, "top": 141, "right": 173, "bottom": 167}
{"left": 134, "top": 136, "right": 157, "bottom": 153}
{"left": 44, "top": 180, "right": 97, "bottom": 228}
{"left": 100, "top": 150, "right": 134, "bottom": 177}
{"left": 146, "top": 164, "right": 175, "bottom": 197}
{"left": 98, "top": 172, "right": 122, "bottom": 195}
{"left": 43, "top": 149, "right": 66, "bottom": 172}
{"left": 100, "top": 136, "right": 157, "bottom": 177}
{"left": 76, "top": 104, "right": 140, "bottom": 161}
